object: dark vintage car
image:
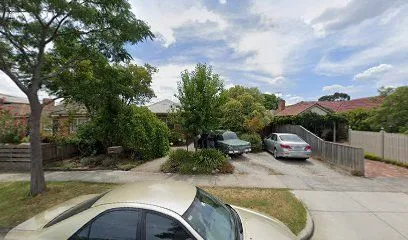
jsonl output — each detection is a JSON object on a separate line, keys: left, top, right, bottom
{"left": 213, "top": 130, "right": 251, "bottom": 155}
{"left": 197, "top": 130, "right": 251, "bottom": 155}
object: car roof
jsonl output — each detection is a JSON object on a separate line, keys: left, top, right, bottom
{"left": 93, "top": 181, "right": 197, "bottom": 215}
{"left": 275, "top": 133, "right": 297, "bottom": 136}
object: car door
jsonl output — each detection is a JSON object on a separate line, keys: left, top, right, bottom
{"left": 264, "top": 135, "right": 273, "bottom": 151}
{"left": 143, "top": 210, "right": 196, "bottom": 240}
{"left": 69, "top": 208, "right": 142, "bottom": 240}
{"left": 268, "top": 134, "right": 277, "bottom": 151}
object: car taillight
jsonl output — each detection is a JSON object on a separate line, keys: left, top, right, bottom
{"left": 280, "top": 144, "right": 292, "bottom": 150}
{"left": 305, "top": 145, "right": 312, "bottom": 151}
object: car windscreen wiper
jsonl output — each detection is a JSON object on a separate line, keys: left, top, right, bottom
{"left": 226, "top": 204, "right": 243, "bottom": 240}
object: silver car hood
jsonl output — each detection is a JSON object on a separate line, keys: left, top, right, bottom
{"left": 233, "top": 206, "right": 297, "bottom": 240}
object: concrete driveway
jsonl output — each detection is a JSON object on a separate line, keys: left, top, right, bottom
{"left": 235, "top": 152, "right": 408, "bottom": 240}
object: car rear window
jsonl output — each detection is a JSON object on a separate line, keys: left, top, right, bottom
{"left": 44, "top": 192, "right": 108, "bottom": 228}
{"left": 279, "top": 135, "right": 303, "bottom": 142}
{"left": 223, "top": 132, "right": 238, "bottom": 140}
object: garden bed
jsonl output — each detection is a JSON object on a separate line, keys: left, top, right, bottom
{"left": 161, "top": 148, "right": 235, "bottom": 174}
{"left": 0, "top": 182, "right": 306, "bottom": 235}
{"left": 44, "top": 154, "right": 142, "bottom": 171}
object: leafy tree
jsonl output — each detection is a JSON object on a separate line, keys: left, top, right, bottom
{"left": 175, "top": 63, "right": 224, "bottom": 146}
{"left": 220, "top": 99, "right": 245, "bottom": 133}
{"left": 318, "top": 92, "right": 351, "bottom": 101}
{"left": 0, "top": 0, "right": 153, "bottom": 195}
{"left": 262, "top": 93, "right": 280, "bottom": 110}
{"left": 50, "top": 53, "right": 156, "bottom": 117}
{"left": 341, "top": 108, "right": 374, "bottom": 131}
{"left": 223, "top": 86, "right": 264, "bottom": 103}
{"left": 377, "top": 86, "right": 395, "bottom": 97}
{"left": 51, "top": 51, "right": 158, "bottom": 151}
{"left": 370, "top": 86, "right": 408, "bottom": 133}
{"left": 220, "top": 86, "right": 272, "bottom": 133}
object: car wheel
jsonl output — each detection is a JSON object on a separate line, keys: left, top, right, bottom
{"left": 273, "top": 148, "right": 279, "bottom": 159}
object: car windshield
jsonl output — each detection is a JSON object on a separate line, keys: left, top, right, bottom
{"left": 223, "top": 132, "right": 238, "bottom": 140}
{"left": 183, "top": 188, "right": 236, "bottom": 240}
{"left": 279, "top": 134, "right": 303, "bottom": 142}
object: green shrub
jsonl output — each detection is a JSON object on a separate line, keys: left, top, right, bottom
{"left": 80, "top": 157, "right": 92, "bottom": 167}
{"left": 240, "top": 133, "right": 262, "bottom": 152}
{"left": 364, "top": 153, "right": 382, "bottom": 161}
{"left": 0, "top": 107, "right": 27, "bottom": 144}
{"left": 364, "top": 152, "right": 408, "bottom": 169}
{"left": 169, "top": 149, "right": 194, "bottom": 164}
{"left": 76, "top": 105, "right": 170, "bottom": 161}
{"left": 194, "top": 149, "right": 227, "bottom": 172}
{"left": 161, "top": 149, "right": 232, "bottom": 174}
{"left": 101, "top": 157, "right": 116, "bottom": 167}
{"left": 117, "top": 106, "right": 170, "bottom": 160}
{"left": 169, "top": 130, "right": 184, "bottom": 146}
{"left": 77, "top": 123, "right": 103, "bottom": 157}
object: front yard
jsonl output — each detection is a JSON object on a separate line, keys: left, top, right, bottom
{"left": 0, "top": 182, "right": 306, "bottom": 235}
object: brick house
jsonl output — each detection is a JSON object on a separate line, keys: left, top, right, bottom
{"left": 274, "top": 96, "right": 384, "bottom": 117}
{"left": 0, "top": 93, "right": 56, "bottom": 134}
{"left": 273, "top": 96, "right": 385, "bottom": 141}
{"left": 50, "top": 102, "right": 89, "bottom": 136}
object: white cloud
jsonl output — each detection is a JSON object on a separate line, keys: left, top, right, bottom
{"left": 315, "top": 3, "right": 408, "bottom": 76}
{"left": 232, "top": 29, "right": 312, "bottom": 76}
{"left": 130, "top": 0, "right": 227, "bottom": 47}
{"left": 281, "top": 94, "right": 304, "bottom": 105}
{"left": 150, "top": 63, "right": 195, "bottom": 102}
{"left": 311, "top": 0, "right": 404, "bottom": 33}
{"left": 219, "top": 0, "right": 227, "bottom": 4}
{"left": 322, "top": 84, "right": 362, "bottom": 94}
{"left": 0, "top": 71, "right": 26, "bottom": 97}
{"left": 0, "top": 71, "right": 51, "bottom": 100}
{"left": 353, "top": 64, "right": 393, "bottom": 81}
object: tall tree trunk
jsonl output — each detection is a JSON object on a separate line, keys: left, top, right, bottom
{"left": 28, "top": 93, "right": 45, "bottom": 195}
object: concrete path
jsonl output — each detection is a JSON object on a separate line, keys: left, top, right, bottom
{"left": 294, "top": 190, "right": 408, "bottom": 240}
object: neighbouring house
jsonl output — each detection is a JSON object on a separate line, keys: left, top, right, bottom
{"left": 147, "top": 99, "right": 179, "bottom": 129}
{"left": 273, "top": 96, "right": 385, "bottom": 141}
{"left": 0, "top": 93, "right": 56, "bottom": 134}
{"left": 274, "top": 96, "right": 384, "bottom": 117}
{"left": 50, "top": 102, "right": 89, "bottom": 135}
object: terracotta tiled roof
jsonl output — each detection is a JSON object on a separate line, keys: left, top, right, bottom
{"left": 276, "top": 96, "right": 384, "bottom": 116}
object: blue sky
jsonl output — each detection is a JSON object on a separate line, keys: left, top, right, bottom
{"left": 1, "top": 0, "right": 408, "bottom": 105}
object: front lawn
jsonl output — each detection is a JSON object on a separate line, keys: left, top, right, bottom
{"left": 0, "top": 182, "right": 306, "bottom": 235}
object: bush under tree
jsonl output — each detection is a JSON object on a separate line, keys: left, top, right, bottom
{"left": 161, "top": 149, "right": 234, "bottom": 174}
{"left": 220, "top": 86, "right": 272, "bottom": 134}
{"left": 79, "top": 105, "right": 169, "bottom": 161}
{"left": 240, "top": 133, "right": 263, "bottom": 152}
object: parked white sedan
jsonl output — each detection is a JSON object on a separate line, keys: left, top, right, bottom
{"left": 264, "top": 133, "right": 312, "bottom": 160}
{"left": 6, "top": 181, "right": 296, "bottom": 240}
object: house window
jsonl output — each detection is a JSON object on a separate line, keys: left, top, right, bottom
{"left": 69, "top": 118, "right": 89, "bottom": 134}
{"left": 53, "top": 119, "right": 60, "bottom": 134}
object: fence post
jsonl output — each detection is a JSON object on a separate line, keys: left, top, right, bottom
{"left": 333, "top": 121, "right": 336, "bottom": 143}
{"left": 348, "top": 126, "right": 352, "bottom": 144}
{"left": 380, "top": 127, "right": 385, "bottom": 160}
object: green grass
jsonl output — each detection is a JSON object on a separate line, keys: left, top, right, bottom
{"left": 203, "top": 187, "right": 307, "bottom": 235}
{"left": 365, "top": 152, "right": 408, "bottom": 169}
{"left": 0, "top": 182, "right": 306, "bottom": 235}
{"left": 0, "top": 182, "right": 116, "bottom": 228}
